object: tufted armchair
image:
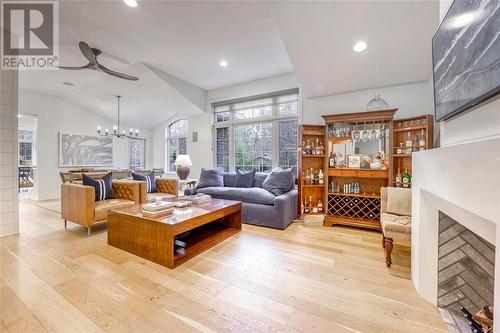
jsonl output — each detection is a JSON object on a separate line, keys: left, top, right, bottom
{"left": 61, "top": 180, "right": 142, "bottom": 235}
{"left": 140, "top": 178, "right": 178, "bottom": 203}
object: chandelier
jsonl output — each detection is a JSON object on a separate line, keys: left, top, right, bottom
{"left": 97, "top": 95, "right": 140, "bottom": 139}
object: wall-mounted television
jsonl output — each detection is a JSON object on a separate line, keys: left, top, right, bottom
{"left": 432, "top": 0, "right": 500, "bottom": 121}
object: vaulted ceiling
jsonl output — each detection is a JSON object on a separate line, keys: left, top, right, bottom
{"left": 20, "top": 0, "right": 440, "bottom": 128}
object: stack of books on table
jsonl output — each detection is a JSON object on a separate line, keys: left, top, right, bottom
{"left": 180, "top": 194, "right": 211, "bottom": 204}
{"left": 142, "top": 201, "right": 174, "bottom": 218}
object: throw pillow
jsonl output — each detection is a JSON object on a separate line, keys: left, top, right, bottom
{"left": 197, "top": 168, "right": 224, "bottom": 189}
{"left": 262, "top": 168, "right": 294, "bottom": 196}
{"left": 223, "top": 172, "right": 237, "bottom": 187}
{"left": 132, "top": 171, "right": 157, "bottom": 193}
{"left": 83, "top": 172, "right": 114, "bottom": 201}
{"left": 234, "top": 169, "right": 255, "bottom": 188}
{"left": 386, "top": 187, "right": 412, "bottom": 216}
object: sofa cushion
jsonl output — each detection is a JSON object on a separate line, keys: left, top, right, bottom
{"left": 83, "top": 172, "right": 114, "bottom": 201}
{"left": 235, "top": 169, "right": 255, "bottom": 188}
{"left": 197, "top": 186, "right": 276, "bottom": 205}
{"left": 381, "top": 213, "right": 412, "bottom": 241}
{"left": 94, "top": 198, "right": 135, "bottom": 221}
{"left": 197, "top": 168, "right": 224, "bottom": 189}
{"left": 132, "top": 171, "right": 157, "bottom": 193}
{"left": 253, "top": 173, "right": 269, "bottom": 188}
{"left": 223, "top": 173, "right": 237, "bottom": 187}
{"left": 262, "top": 168, "right": 294, "bottom": 196}
{"left": 386, "top": 187, "right": 412, "bottom": 216}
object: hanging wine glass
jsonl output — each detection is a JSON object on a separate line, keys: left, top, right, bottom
{"left": 370, "top": 121, "right": 378, "bottom": 142}
{"left": 352, "top": 123, "right": 360, "bottom": 142}
{"left": 361, "top": 122, "right": 369, "bottom": 142}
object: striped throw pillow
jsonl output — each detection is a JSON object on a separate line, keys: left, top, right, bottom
{"left": 132, "top": 171, "right": 157, "bottom": 193}
{"left": 82, "top": 173, "right": 114, "bottom": 201}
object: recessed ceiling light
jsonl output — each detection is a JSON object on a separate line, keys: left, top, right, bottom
{"left": 123, "top": 0, "right": 138, "bottom": 8}
{"left": 219, "top": 60, "right": 228, "bottom": 68}
{"left": 62, "top": 81, "right": 75, "bottom": 86}
{"left": 451, "top": 12, "right": 474, "bottom": 28}
{"left": 353, "top": 41, "right": 367, "bottom": 53}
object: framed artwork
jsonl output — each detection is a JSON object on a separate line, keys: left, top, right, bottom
{"left": 432, "top": 0, "right": 500, "bottom": 121}
{"left": 347, "top": 155, "right": 361, "bottom": 168}
{"left": 59, "top": 133, "right": 113, "bottom": 167}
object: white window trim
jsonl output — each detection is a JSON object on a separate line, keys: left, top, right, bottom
{"left": 212, "top": 89, "right": 300, "bottom": 172}
{"left": 166, "top": 118, "right": 189, "bottom": 172}
{"left": 128, "top": 138, "right": 146, "bottom": 171}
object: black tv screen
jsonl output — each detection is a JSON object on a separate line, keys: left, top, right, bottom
{"left": 432, "top": 0, "right": 500, "bottom": 121}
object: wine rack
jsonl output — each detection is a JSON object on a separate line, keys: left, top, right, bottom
{"left": 327, "top": 193, "right": 381, "bottom": 224}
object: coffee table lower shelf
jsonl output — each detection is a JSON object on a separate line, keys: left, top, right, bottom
{"left": 107, "top": 200, "right": 241, "bottom": 268}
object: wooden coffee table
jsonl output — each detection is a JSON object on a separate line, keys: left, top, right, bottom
{"left": 107, "top": 199, "right": 241, "bottom": 268}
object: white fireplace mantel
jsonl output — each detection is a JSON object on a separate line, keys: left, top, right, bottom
{"left": 412, "top": 138, "right": 500, "bottom": 331}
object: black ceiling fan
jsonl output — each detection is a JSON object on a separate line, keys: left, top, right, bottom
{"left": 59, "top": 41, "right": 139, "bottom": 81}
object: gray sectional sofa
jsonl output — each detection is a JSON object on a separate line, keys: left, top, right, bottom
{"left": 195, "top": 172, "right": 298, "bottom": 229}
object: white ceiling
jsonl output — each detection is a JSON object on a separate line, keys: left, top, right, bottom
{"left": 20, "top": 0, "right": 440, "bottom": 127}
{"left": 270, "top": 1, "right": 439, "bottom": 97}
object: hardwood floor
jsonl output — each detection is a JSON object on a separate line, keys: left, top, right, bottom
{"left": 1, "top": 201, "right": 447, "bottom": 333}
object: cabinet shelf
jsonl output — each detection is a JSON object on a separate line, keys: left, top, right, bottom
{"left": 328, "top": 192, "right": 380, "bottom": 199}
{"left": 302, "top": 184, "right": 325, "bottom": 188}
{"left": 302, "top": 154, "right": 325, "bottom": 158}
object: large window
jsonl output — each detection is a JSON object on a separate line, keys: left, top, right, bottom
{"left": 213, "top": 89, "right": 299, "bottom": 172}
{"left": 18, "top": 130, "right": 34, "bottom": 166}
{"left": 167, "top": 119, "right": 188, "bottom": 172}
{"left": 129, "top": 138, "right": 145, "bottom": 171}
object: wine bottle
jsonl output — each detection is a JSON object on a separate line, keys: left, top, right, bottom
{"left": 402, "top": 169, "right": 411, "bottom": 188}
{"left": 405, "top": 132, "right": 412, "bottom": 147}
{"left": 413, "top": 135, "right": 419, "bottom": 152}
{"left": 329, "top": 152, "right": 335, "bottom": 168}
{"left": 318, "top": 169, "right": 324, "bottom": 184}
{"left": 317, "top": 199, "right": 323, "bottom": 213}
{"left": 419, "top": 129, "right": 426, "bottom": 149}
{"left": 395, "top": 168, "right": 402, "bottom": 187}
{"left": 304, "top": 198, "right": 309, "bottom": 213}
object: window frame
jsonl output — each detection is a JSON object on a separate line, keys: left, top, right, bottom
{"left": 166, "top": 119, "right": 188, "bottom": 172}
{"left": 212, "top": 89, "right": 300, "bottom": 172}
{"left": 128, "top": 138, "right": 146, "bottom": 171}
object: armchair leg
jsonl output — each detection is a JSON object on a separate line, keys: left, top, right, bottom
{"left": 64, "top": 220, "right": 67, "bottom": 229}
{"left": 87, "top": 227, "right": 91, "bottom": 236}
{"left": 382, "top": 235, "right": 386, "bottom": 248}
{"left": 384, "top": 237, "right": 393, "bottom": 267}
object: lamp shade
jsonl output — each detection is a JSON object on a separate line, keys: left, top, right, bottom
{"left": 174, "top": 154, "right": 193, "bottom": 167}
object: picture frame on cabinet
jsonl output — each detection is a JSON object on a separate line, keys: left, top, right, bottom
{"left": 347, "top": 155, "right": 361, "bottom": 168}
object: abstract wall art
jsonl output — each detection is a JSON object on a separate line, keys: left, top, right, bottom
{"left": 433, "top": 0, "right": 500, "bottom": 121}
{"left": 59, "top": 133, "right": 113, "bottom": 167}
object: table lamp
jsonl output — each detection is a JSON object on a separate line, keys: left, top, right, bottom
{"left": 174, "top": 154, "right": 193, "bottom": 180}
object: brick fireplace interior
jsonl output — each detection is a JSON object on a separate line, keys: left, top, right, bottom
{"left": 438, "top": 211, "right": 495, "bottom": 332}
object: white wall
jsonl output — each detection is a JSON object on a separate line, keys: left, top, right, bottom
{"left": 0, "top": 69, "right": 19, "bottom": 237}
{"left": 437, "top": 0, "right": 500, "bottom": 146}
{"left": 19, "top": 89, "right": 153, "bottom": 200}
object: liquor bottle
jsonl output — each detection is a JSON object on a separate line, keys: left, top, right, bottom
{"left": 305, "top": 140, "right": 311, "bottom": 155}
{"left": 413, "top": 135, "right": 419, "bottom": 152}
{"left": 405, "top": 132, "right": 412, "bottom": 147}
{"left": 419, "top": 129, "right": 426, "bottom": 149}
{"left": 317, "top": 199, "right": 323, "bottom": 213}
{"left": 315, "top": 138, "right": 320, "bottom": 155}
{"left": 402, "top": 169, "right": 411, "bottom": 188}
{"left": 304, "top": 198, "right": 309, "bottom": 213}
{"left": 301, "top": 200, "right": 305, "bottom": 214}
{"left": 329, "top": 152, "right": 335, "bottom": 168}
{"left": 395, "top": 168, "right": 402, "bottom": 187}
{"left": 318, "top": 169, "right": 324, "bottom": 184}
{"left": 313, "top": 169, "right": 319, "bottom": 184}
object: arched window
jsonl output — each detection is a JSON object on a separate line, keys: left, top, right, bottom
{"left": 167, "top": 119, "right": 188, "bottom": 172}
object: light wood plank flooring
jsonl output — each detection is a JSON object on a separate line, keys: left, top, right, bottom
{"left": 1, "top": 201, "right": 447, "bottom": 332}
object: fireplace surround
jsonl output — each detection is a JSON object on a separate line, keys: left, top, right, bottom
{"left": 412, "top": 138, "right": 500, "bottom": 332}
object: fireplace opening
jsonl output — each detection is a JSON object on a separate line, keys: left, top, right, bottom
{"left": 438, "top": 212, "right": 495, "bottom": 333}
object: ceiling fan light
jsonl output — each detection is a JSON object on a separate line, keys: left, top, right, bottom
{"left": 123, "top": 0, "right": 138, "bottom": 7}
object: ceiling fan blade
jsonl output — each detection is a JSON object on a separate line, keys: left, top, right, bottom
{"left": 79, "top": 41, "right": 96, "bottom": 64}
{"left": 97, "top": 63, "right": 139, "bottom": 81}
{"left": 58, "top": 63, "right": 95, "bottom": 70}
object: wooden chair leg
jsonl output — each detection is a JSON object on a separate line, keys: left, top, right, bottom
{"left": 64, "top": 220, "right": 67, "bottom": 229}
{"left": 382, "top": 235, "right": 386, "bottom": 248}
{"left": 385, "top": 237, "right": 393, "bottom": 267}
